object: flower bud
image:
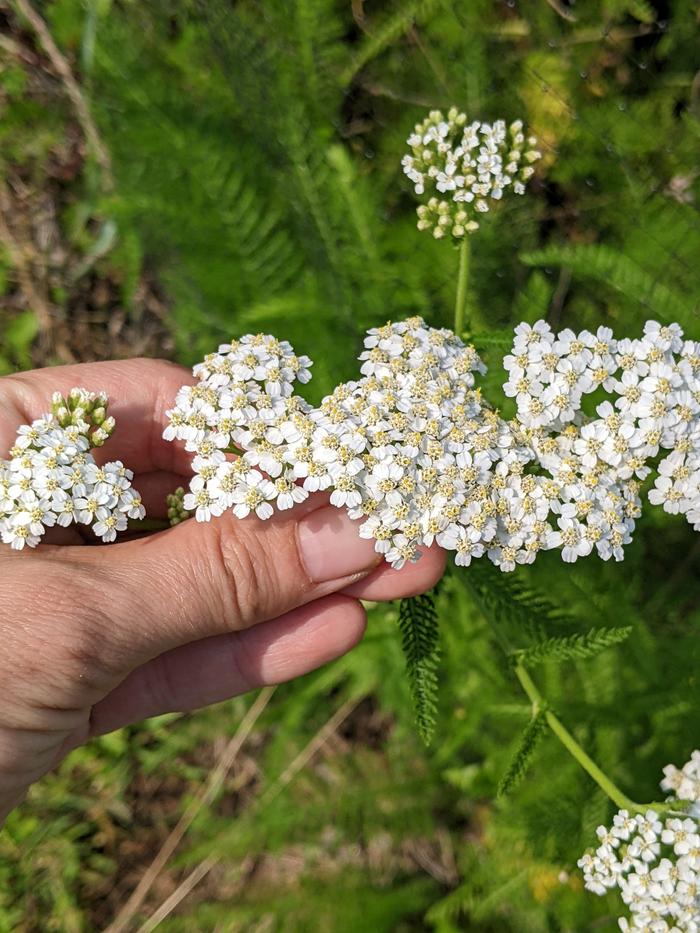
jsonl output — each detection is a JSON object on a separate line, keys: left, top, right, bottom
{"left": 68, "top": 387, "right": 85, "bottom": 410}
{"left": 92, "top": 406, "right": 107, "bottom": 426}
{"left": 56, "top": 406, "right": 72, "bottom": 427}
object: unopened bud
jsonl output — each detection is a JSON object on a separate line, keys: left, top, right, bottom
{"left": 68, "top": 387, "right": 85, "bottom": 411}
{"left": 56, "top": 406, "right": 72, "bottom": 427}
{"left": 92, "top": 406, "right": 107, "bottom": 426}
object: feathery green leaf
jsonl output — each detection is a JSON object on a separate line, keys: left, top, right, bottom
{"left": 497, "top": 709, "right": 548, "bottom": 797}
{"left": 513, "top": 626, "right": 633, "bottom": 667}
{"left": 521, "top": 243, "right": 699, "bottom": 324}
{"left": 397, "top": 592, "right": 441, "bottom": 746}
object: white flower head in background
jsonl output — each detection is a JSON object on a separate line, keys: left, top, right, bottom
{"left": 579, "top": 751, "right": 700, "bottom": 930}
{"left": 401, "top": 107, "right": 542, "bottom": 238}
{"left": 0, "top": 388, "right": 145, "bottom": 549}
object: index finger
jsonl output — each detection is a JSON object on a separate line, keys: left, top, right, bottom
{"left": 0, "top": 358, "right": 195, "bottom": 474}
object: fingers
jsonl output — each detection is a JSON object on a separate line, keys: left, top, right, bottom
{"left": 84, "top": 544, "right": 446, "bottom": 738}
{"left": 63, "top": 499, "right": 383, "bottom": 667}
{"left": 88, "top": 594, "right": 366, "bottom": 735}
{"left": 0, "top": 359, "right": 195, "bottom": 475}
{"left": 8, "top": 475, "right": 447, "bottom": 696}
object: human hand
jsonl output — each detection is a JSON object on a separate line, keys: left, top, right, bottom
{"left": 0, "top": 359, "right": 445, "bottom": 824}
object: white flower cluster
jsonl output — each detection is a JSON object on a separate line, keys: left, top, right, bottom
{"left": 506, "top": 319, "right": 700, "bottom": 563}
{"left": 163, "top": 334, "right": 313, "bottom": 523}
{"left": 0, "top": 388, "right": 145, "bottom": 549}
{"left": 662, "top": 753, "right": 700, "bottom": 810}
{"left": 578, "top": 751, "right": 700, "bottom": 931}
{"left": 164, "top": 317, "right": 700, "bottom": 572}
{"left": 401, "top": 107, "right": 542, "bottom": 237}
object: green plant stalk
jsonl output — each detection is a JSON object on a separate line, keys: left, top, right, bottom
{"left": 453, "top": 236, "right": 471, "bottom": 337}
{"left": 513, "top": 662, "right": 679, "bottom": 815}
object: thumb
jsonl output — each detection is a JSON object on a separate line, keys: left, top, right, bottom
{"left": 70, "top": 496, "right": 382, "bottom": 670}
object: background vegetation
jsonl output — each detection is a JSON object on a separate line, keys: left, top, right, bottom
{"left": 1, "top": 0, "right": 699, "bottom": 929}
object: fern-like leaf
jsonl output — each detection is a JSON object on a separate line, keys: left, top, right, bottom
{"left": 341, "top": 0, "right": 443, "bottom": 84}
{"left": 464, "top": 559, "right": 581, "bottom": 644}
{"left": 470, "top": 329, "right": 515, "bottom": 350}
{"left": 513, "top": 626, "right": 633, "bottom": 667}
{"left": 397, "top": 592, "right": 441, "bottom": 746}
{"left": 521, "top": 243, "right": 698, "bottom": 325}
{"left": 497, "top": 709, "right": 547, "bottom": 797}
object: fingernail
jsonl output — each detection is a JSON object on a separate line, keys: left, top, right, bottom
{"left": 298, "top": 505, "right": 380, "bottom": 583}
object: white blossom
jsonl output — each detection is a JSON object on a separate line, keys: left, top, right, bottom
{"left": 165, "top": 316, "right": 700, "bottom": 573}
{"left": 402, "top": 108, "right": 542, "bottom": 237}
{"left": 579, "top": 754, "right": 700, "bottom": 930}
{"left": 0, "top": 388, "right": 145, "bottom": 548}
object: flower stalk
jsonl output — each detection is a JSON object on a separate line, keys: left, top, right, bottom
{"left": 513, "top": 661, "right": 678, "bottom": 815}
{"left": 453, "top": 236, "right": 470, "bottom": 337}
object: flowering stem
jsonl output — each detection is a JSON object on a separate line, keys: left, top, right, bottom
{"left": 453, "top": 236, "right": 470, "bottom": 337}
{"left": 512, "top": 662, "right": 681, "bottom": 815}
{"left": 513, "top": 662, "right": 638, "bottom": 810}
{"left": 464, "top": 572, "right": 671, "bottom": 813}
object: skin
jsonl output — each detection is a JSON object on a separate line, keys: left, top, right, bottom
{"left": 0, "top": 359, "right": 445, "bottom": 824}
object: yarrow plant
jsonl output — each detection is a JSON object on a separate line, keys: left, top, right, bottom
{"left": 0, "top": 388, "right": 144, "bottom": 548}
{"left": 402, "top": 107, "right": 541, "bottom": 340}
{"left": 159, "top": 106, "right": 700, "bottom": 923}
{"left": 3, "top": 104, "right": 694, "bottom": 924}
{"left": 579, "top": 752, "right": 700, "bottom": 930}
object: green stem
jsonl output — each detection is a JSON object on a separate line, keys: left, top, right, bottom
{"left": 453, "top": 236, "right": 470, "bottom": 337}
{"left": 464, "top": 571, "right": 683, "bottom": 815}
{"left": 513, "top": 662, "right": 679, "bottom": 815}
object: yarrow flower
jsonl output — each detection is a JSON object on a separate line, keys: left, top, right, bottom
{"left": 164, "top": 316, "right": 700, "bottom": 573}
{"left": 0, "top": 388, "right": 145, "bottom": 549}
{"left": 578, "top": 751, "right": 700, "bottom": 930}
{"left": 401, "top": 107, "right": 542, "bottom": 237}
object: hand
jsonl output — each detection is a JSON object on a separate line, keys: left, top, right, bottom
{"left": 0, "top": 359, "right": 445, "bottom": 823}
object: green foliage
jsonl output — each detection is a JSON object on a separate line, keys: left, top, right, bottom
{"left": 464, "top": 558, "right": 582, "bottom": 645}
{"left": 513, "top": 625, "right": 633, "bottom": 667}
{"left": 340, "top": 0, "right": 444, "bottom": 84}
{"left": 497, "top": 710, "right": 548, "bottom": 798}
{"left": 522, "top": 242, "right": 700, "bottom": 327}
{"left": 397, "top": 593, "right": 441, "bottom": 746}
{"left": 0, "top": 311, "right": 38, "bottom": 374}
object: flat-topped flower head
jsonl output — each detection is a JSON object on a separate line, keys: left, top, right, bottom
{"left": 579, "top": 751, "right": 700, "bottom": 929}
{"left": 0, "top": 388, "right": 145, "bottom": 549}
{"left": 402, "top": 107, "right": 542, "bottom": 237}
{"left": 165, "top": 318, "right": 700, "bottom": 572}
